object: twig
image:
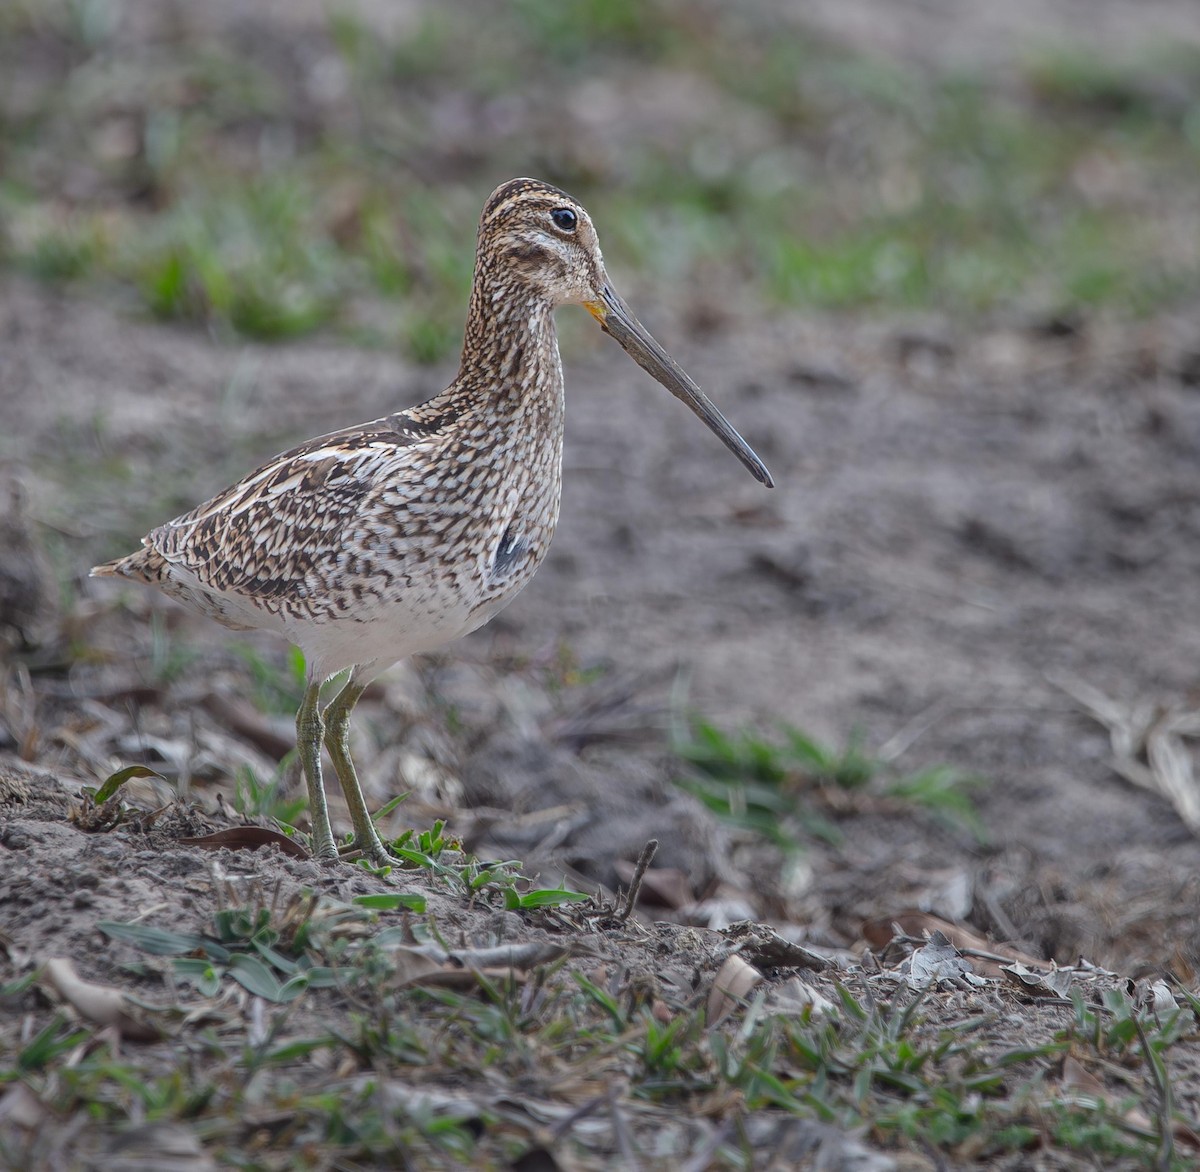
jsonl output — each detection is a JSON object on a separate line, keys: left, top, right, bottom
{"left": 617, "top": 839, "right": 658, "bottom": 924}
{"left": 548, "top": 1089, "right": 609, "bottom": 1142}
{"left": 877, "top": 697, "right": 953, "bottom": 763}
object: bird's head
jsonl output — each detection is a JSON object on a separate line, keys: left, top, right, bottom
{"left": 479, "top": 178, "right": 607, "bottom": 307}
{"left": 479, "top": 178, "right": 773, "bottom": 488}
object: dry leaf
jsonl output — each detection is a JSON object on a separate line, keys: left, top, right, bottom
{"left": 380, "top": 947, "right": 540, "bottom": 992}
{"left": 862, "top": 910, "right": 1046, "bottom": 977}
{"left": 765, "top": 976, "right": 836, "bottom": 1020}
{"left": 394, "top": 968, "right": 497, "bottom": 991}
{"left": 1056, "top": 1054, "right": 1200, "bottom": 1150}
{"left": 1001, "top": 961, "right": 1073, "bottom": 999}
{"left": 180, "top": 827, "right": 309, "bottom": 859}
{"left": 386, "top": 946, "right": 454, "bottom": 988}
{"left": 42, "top": 957, "right": 165, "bottom": 1041}
{"left": 448, "top": 942, "right": 571, "bottom": 969}
{"left": 1059, "top": 1056, "right": 1154, "bottom": 1137}
{"left": 0, "top": 1083, "right": 46, "bottom": 1130}
{"left": 707, "top": 954, "right": 764, "bottom": 1026}
{"left": 906, "top": 931, "right": 982, "bottom": 988}
{"left": 683, "top": 895, "right": 757, "bottom": 930}
{"left": 1150, "top": 980, "right": 1179, "bottom": 1014}
{"left": 1061, "top": 1055, "right": 1106, "bottom": 1104}
{"left": 1052, "top": 674, "right": 1200, "bottom": 836}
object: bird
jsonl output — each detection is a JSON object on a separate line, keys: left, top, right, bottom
{"left": 92, "top": 178, "right": 773, "bottom": 867}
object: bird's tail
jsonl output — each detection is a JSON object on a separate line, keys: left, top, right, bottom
{"left": 89, "top": 546, "right": 162, "bottom": 583}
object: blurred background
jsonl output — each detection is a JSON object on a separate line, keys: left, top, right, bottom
{"left": 3, "top": 0, "right": 1200, "bottom": 970}
{"left": 3, "top": 0, "right": 1199, "bottom": 354}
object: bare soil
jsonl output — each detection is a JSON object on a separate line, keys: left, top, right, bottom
{"left": 9, "top": 275, "right": 1200, "bottom": 960}
{"left": 4, "top": 270, "right": 1200, "bottom": 1165}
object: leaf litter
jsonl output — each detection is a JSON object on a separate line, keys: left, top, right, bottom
{"left": 40, "top": 957, "right": 168, "bottom": 1042}
{"left": 4, "top": 756, "right": 1200, "bottom": 1168}
{"left": 1053, "top": 672, "right": 1200, "bottom": 836}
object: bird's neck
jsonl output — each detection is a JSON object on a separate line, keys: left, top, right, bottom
{"left": 450, "top": 270, "right": 564, "bottom": 419}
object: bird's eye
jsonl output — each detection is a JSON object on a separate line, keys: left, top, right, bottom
{"left": 550, "top": 207, "right": 577, "bottom": 232}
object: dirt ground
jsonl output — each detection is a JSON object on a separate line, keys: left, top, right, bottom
{"left": 3, "top": 1, "right": 1200, "bottom": 1168}
{"left": 7, "top": 273, "right": 1200, "bottom": 967}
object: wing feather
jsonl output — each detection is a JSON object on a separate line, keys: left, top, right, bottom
{"left": 148, "top": 415, "right": 445, "bottom": 607}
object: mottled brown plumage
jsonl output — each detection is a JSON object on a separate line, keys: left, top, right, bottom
{"left": 92, "top": 178, "right": 771, "bottom": 865}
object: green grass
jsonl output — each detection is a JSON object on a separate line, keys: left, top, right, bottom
{"left": 16, "top": 218, "right": 107, "bottom": 281}
{"left": 7, "top": 889, "right": 1197, "bottom": 1168}
{"left": 130, "top": 184, "right": 343, "bottom": 340}
{"left": 1, "top": 5, "right": 1198, "bottom": 359}
{"left": 231, "top": 644, "right": 307, "bottom": 718}
{"left": 373, "top": 819, "right": 588, "bottom": 910}
{"left": 232, "top": 760, "right": 308, "bottom": 827}
{"left": 147, "top": 614, "right": 203, "bottom": 686}
{"left": 673, "top": 717, "right": 986, "bottom": 848}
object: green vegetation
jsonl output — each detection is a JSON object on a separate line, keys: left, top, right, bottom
{"left": 232, "top": 760, "right": 308, "bottom": 827}
{"left": 2, "top": 3, "right": 1198, "bottom": 361}
{"left": 147, "top": 613, "right": 203, "bottom": 686}
{"left": 6, "top": 891, "right": 1196, "bottom": 1167}
{"left": 231, "top": 644, "right": 307, "bottom": 717}
{"left": 375, "top": 818, "right": 588, "bottom": 910}
{"left": 674, "top": 717, "right": 985, "bottom": 847}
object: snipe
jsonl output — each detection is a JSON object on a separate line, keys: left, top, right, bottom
{"left": 92, "top": 178, "right": 773, "bottom": 866}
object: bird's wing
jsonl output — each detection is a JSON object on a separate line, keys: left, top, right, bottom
{"left": 148, "top": 413, "right": 449, "bottom": 603}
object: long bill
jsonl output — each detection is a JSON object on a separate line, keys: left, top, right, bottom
{"left": 585, "top": 285, "right": 774, "bottom": 488}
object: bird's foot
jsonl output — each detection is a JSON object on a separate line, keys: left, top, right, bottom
{"left": 309, "top": 830, "right": 341, "bottom": 865}
{"left": 357, "top": 835, "right": 395, "bottom": 870}
{"left": 328, "top": 823, "right": 395, "bottom": 870}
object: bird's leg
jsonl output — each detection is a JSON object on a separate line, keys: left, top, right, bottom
{"left": 322, "top": 675, "right": 392, "bottom": 867}
{"left": 296, "top": 681, "right": 339, "bottom": 862}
